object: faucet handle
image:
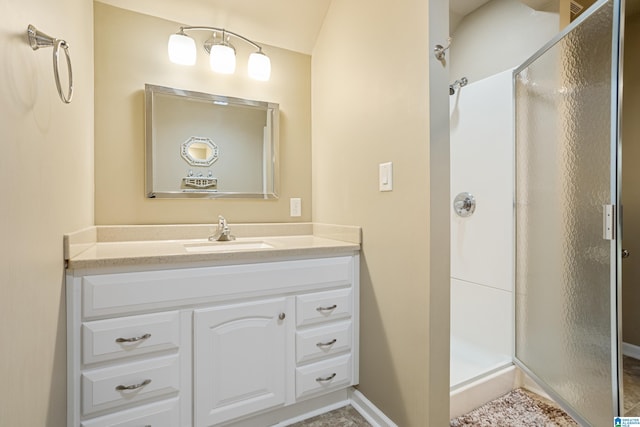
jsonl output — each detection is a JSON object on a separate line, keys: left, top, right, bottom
{"left": 211, "top": 215, "right": 235, "bottom": 241}
{"left": 217, "top": 215, "right": 227, "bottom": 229}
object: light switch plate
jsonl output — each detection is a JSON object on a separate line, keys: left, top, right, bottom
{"left": 379, "top": 162, "right": 393, "bottom": 191}
{"left": 290, "top": 198, "right": 302, "bottom": 217}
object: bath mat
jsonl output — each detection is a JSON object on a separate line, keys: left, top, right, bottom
{"left": 450, "top": 388, "right": 578, "bottom": 427}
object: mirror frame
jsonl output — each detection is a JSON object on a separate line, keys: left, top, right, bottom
{"left": 144, "top": 84, "right": 280, "bottom": 199}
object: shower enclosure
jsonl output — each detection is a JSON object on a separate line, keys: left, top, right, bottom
{"left": 449, "top": 69, "right": 515, "bottom": 389}
{"left": 451, "top": 0, "right": 628, "bottom": 424}
{"left": 514, "top": 0, "right": 623, "bottom": 425}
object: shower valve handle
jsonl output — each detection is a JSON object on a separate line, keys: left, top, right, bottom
{"left": 453, "top": 192, "right": 476, "bottom": 218}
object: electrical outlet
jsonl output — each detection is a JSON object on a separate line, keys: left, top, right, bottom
{"left": 290, "top": 198, "right": 302, "bottom": 217}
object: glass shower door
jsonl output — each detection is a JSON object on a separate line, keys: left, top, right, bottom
{"left": 514, "top": 0, "right": 622, "bottom": 425}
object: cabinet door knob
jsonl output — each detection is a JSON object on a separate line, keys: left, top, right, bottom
{"left": 316, "top": 304, "right": 337, "bottom": 312}
{"left": 115, "top": 379, "right": 151, "bottom": 391}
{"left": 278, "top": 312, "right": 286, "bottom": 320}
{"left": 115, "top": 333, "right": 151, "bottom": 343}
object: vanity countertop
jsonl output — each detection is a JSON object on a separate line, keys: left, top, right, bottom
{"left": 64, "top": 223, "right": 361, "bottom": 270}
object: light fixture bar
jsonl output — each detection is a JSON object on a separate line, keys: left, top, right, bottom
{"left": 179, "top": 26, "right": 264, "bottom": 52}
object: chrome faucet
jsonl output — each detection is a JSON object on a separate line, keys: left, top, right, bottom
{"left": 209, "top": 215, "right": 236, "bottom": 242}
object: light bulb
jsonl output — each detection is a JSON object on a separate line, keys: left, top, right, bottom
{"left": 248, "top": 51, "right": 271, "bottom": 81}
{"left": 168, "top": 33, "right": 196, "bottom": 66}
{"left": 209, "top": 43, "right": 236, "bottom": 74}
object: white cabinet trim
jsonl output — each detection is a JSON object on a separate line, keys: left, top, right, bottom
{"left": 82, "top": 257, "right": 354, "bottom": 319}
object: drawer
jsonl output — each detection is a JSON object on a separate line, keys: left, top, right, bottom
{"left": 82, "top": 311, "right": 180, "bottom": 365}
{"left": 82, "top": 354, "right": 180, "bottom": 416}
{"left": 82, "top": 257, "right": 354, "bottom": 318}
{"left": 295, "top": 354, "right": 352, "bottom": 400}
{"left": 296, "top": 288, "right": 352, "bottom": 327}
{"left": 296, "top": 321, "right": 352, "bottom": 364}
{"left": 81, "top": 398, "right": 179, "bottom": 427}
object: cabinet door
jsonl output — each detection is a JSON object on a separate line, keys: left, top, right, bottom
{"left": 194, "top": 298, "right": 288, "bottom": 427}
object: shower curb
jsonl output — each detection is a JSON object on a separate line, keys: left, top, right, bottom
{"left": 450, "top": 365, "right": 519, "bottom": 419}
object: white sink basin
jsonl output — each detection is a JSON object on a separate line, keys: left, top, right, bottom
{"left": 183, "top": 240, "right": 274, "bottom": 253}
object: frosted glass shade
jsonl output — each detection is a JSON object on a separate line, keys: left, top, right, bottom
{"left": 168, "top": 33, "right": 196, "bottom": 66}
{"left": 248, "top": 51, "right": 271, "bottom": 81}
{"left": 209, "top": 44, "right": 236, "bottom": 74}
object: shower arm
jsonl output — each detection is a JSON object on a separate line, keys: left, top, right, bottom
{"left": 449, "top": 77, "right": 469, "bottom": 95}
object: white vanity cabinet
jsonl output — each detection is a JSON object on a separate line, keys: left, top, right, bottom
{"left": 67, "top": 254, "right": 359, "bottom": 427}
{"left": 294, "top": 288, "right": 355, "bottom": 400}
{"left": 193, "top": 298, "right": 289, "bottom": 427}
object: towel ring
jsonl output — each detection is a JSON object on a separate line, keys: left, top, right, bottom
{"left": 53, "top": 39, "right": 73, "bottom": 103}
{"left": 27, "top": 25, "right": 74, "bottom": 104}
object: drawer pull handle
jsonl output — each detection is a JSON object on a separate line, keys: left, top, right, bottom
{"left": 278, "top": 312, "right": 286, "bottom": 320}
{"left": 316, "top": 304, "right": 337, "bottom": 312}
{"left": 316, "top": 339, "right": 337, "bottom": 347}
{"left": 316, "top": 373, "right": 337, "bottom": 382}
{"left": 115, "top": 379, "right": 151, "bottom": 391}
{"left": 115, "top": 333, "right": 151, "bottom": 343}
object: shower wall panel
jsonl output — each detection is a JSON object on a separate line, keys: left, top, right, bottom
{"left": 450, "top": 278, "right": 512, "bottom": 386}
{"left": 450, "top": 69, "right": 514, "bottom": 387}
{"left": 450, "top": 69, "right": 514, "bottom": 292}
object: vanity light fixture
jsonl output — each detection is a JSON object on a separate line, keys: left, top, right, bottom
{"left": 168, "top": 26, "right": 271, "bottom": 81}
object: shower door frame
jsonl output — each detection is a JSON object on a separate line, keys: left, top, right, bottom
{"left": 512, "top": 0, "right": 624, "bottom": 423}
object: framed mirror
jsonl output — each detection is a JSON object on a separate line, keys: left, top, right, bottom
{"left": 145, "top": 84, "right": 279, "bottom": 198}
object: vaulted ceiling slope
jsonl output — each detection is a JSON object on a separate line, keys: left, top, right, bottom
{"left": 96, "top": 0, "right": 333, "bottom": 55}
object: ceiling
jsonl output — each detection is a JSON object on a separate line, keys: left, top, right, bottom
{"left": 450, "top": 0, "right": 492, "bottom": 16}
{"left": 96, "top": 0, "right": 332, "bottom": 55}
{"left": 449, "top": 0, "right": 492, "bottom": 32}
{"left": 99, "top": 0, "right": 498, "bottom": 54}
{"left": 97, "top": 0, "right": 640, "bottom": 55}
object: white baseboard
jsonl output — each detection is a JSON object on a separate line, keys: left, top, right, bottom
{"left": 265, "top": 387, "right": 396, "bottom": 427}
{"left": 348, "top": 389, "right": 398, "bottom": 427}
{"left": 623, "top": 342, "right": 640, "bottom": 360}
{"left": 273, "top": 399, "right": 350, "bottom": 427}
{"left": 227, "top": 390, "right": 350, "bottom": 427}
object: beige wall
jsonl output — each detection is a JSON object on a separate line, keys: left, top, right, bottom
{"left": 94, "top": 2, "right": 311, "bottom": 224}
{"left": 0, "top": 0, "right": 94, "bottom": 425}
{"left": 622, "top": 12, "right": 640, "bottom": 346}
{"left": 312, "top": 0, "right": 449, "bottom": 425}
{"left": 450, "top": 0, "right": 559, "bottom": 83}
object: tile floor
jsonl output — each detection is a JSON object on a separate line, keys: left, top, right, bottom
{"left": 289, "top": 406, "right": 371, "bottom": 427}
{"left": 624, "top": 356, "right": 640, "bottom": 416}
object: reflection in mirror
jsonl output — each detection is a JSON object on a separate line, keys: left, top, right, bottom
{"left": 181, "top": 137, "right": 219, "bottom": 166}
{"left": 145, "top": 84, "right": 279, "bottom": 198}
